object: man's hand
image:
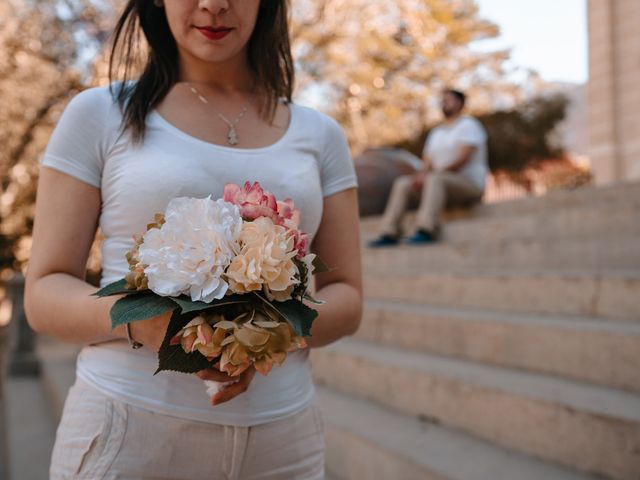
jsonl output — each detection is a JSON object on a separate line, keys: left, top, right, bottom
{"left": 446, "top": 144, "right": 477, "bottom": 172}
{"left": 412, "top": 170, "right": 428, "bottom": 190}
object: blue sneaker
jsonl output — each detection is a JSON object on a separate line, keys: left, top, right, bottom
{"left": 368, "top": 234, "right": 399, "bottom": 248}
{"left": 404, "top": 229, "right": 437, "bottom": 245}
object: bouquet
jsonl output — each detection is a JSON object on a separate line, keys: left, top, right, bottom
{"left": 95, "top": 181, "right": 327, "bottom": 400}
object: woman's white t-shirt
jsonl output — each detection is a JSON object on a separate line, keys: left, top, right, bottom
{"left": 41, "top": 86, "right": 358, "bottom": 426}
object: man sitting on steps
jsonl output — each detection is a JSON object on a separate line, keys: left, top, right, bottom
{"left": 369, "top": 89, "right": 489, "bottom": 247}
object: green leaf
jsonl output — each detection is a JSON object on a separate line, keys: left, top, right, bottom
{"left": 253, "top": 293, "right": 317, "bottom": 337}
{"left": 155, "top": 310, "right": 216, "bottom": 375}
{"left": 95, "top": 279, "right": 145, "bottom": 297}
{"left": 171, "top": 296, "right": 214, "bottom": 314}
{"left": 303, "top": 292, "right": 325, "bottom": 305}
{"left": 312, "top": 255, "right": 331, "bottom": 274}
{"left": 172, "top": 294, "right": 251, "bottom": 314}
{"left": 110, "top": 294, "right": 177, "bottom": 329}
{"left": 276, "top": 300, "right": 318, "bottom": 337}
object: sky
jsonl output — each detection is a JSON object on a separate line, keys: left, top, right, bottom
{"left": 471, "top": 0, "right": 588, "bottom": 84}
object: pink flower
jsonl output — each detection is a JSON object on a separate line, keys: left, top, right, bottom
{"left": 276, "top": 199, "right": 300, "bottom": 229}
{"left": 224, "top": 181, "right": 279, "bottom": 222}
{"left": 224, "top": 182, "right": 309, "bottom": 258}
{"left": 288, "top": 230, "right": 309, "bottom": 258}
{"left": 169, "top": 316, "right": 224, "bottom": 360}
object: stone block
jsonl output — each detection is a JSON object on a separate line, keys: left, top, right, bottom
{"left": 356, "top": 300, "right": 640, "bottom": 391}
{"left": 318, "top": 388, "right": 592, "bottom": 480}
{"left": 313, "top": 339, "right": 640, "bottom": 479}
{"left": 362, "top": 270, "right": 640, "bottom": 321}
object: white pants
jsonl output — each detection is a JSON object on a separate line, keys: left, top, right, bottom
{"left": 379, "top": 171, "right": 483, "bottom": 236}
{"left": 50, "top": 379, "right": 325, "bottom": 479}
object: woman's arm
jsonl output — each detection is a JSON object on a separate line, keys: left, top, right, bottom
{"left": 25, "top": 168, "right": 255, "bottom": 405}
{"left": 306, "top": 187, "right": 363, "bottom": 348}
{"left": 24, "top": 168, "right": 133, "bottom": 344}
{"left": 25, "top": 168, "right": 175, "bottom": 351}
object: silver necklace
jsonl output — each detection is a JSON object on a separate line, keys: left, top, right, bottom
{"left": 187, "top": 83, "right": 248, "bottom": 146}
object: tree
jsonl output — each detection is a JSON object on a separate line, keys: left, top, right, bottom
{"left": 0, "top": 0, "right": 113, "bottom": 273}
{"left": 292, "top": 0, "right": 530, "bottom": 152}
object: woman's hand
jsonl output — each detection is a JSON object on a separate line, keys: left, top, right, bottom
{"left": 128, "top": 310, "right": 174, "bottom": 353}
{"left": 131, "top": 310, "right": 256, "bottom": 405}
{"left": 196, "top": 365, "right": 257, "bottom": 406}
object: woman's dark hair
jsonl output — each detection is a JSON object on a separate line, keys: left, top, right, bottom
{"left": 109, "top": 0, "right": 294, "bottom": 142}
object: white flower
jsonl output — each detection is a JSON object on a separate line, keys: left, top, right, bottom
{"left": 138, "top": 197, "right": 243, "bottom": 302}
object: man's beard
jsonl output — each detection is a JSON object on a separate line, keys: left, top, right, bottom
{"left": 442, "top": 108, "right": 455, "bottom": 118}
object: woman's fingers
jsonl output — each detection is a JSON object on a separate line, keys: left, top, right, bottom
{"left": 211, "top": 366, "right": 256, "bottom": 406}
{"left": 196, "top": 368, "right": 234, "bottom": 382}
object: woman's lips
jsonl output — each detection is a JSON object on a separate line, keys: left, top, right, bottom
{"left": 196, "top": 27, "right": 233, "bottom": 41}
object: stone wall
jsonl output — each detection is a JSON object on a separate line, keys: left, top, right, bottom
{"left": 588, "top": 0, "right": 640, "bottom": 184}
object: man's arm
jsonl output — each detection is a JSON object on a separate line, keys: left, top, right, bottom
{"left": 446, "top": 144, "right": 477, "bottom": 172}
{"left": 421, "top": 153, "right": 433, "bottom": 172}
{"left": 411, "top": 154, "right": 433, "bottom": 189}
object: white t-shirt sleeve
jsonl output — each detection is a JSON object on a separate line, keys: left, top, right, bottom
{"left": 422, "top": 130, "right": 436, "bottom": 157}
{"left": 319, "top": 115, "right": 358, "bottom": 197}
{"left": 41, "top": 87, "right": 118, "bottom": 188}
{"left": 457, "top": 118, "right": 487, "bottom": 146}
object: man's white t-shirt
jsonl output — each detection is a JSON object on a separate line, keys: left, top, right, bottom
{"left": 422, "top": 115, "right": 488, "bottom": 189}
{"left": 41, "top": 86, "right": 358, "bottom": 426}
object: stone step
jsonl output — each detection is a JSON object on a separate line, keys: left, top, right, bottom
{"left": 357, "top": 300, "right": 640, "bottom": 392}
{"left": 311, "top": 338, "right": 640, "bottom": 480}
{"left": 360, "top": 180, "right": 640, "bottom": 229}
{"left": 440, "top": 202, "right": 640, "bottom": 244}
{"left": 360, "top": 200, "right": 640, "bottom": 244}
{"left": 470, "top": 181, "right": 640, "bottom": 219}
{"left": 317, "top": 387, "right": 597, "bottom": 480}
{"left": 362, "top": 233, "right": 640, "bottom": 270}
{"left": 362, "top": 268, "right": 640, "bottom": 322}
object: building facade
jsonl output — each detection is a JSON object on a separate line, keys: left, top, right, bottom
{"left": 588, "top": 0, "right": 640, "bottom": 184}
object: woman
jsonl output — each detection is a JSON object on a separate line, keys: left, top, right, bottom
{"left": 24, "top": 0, "right": 362, "bottom": 478}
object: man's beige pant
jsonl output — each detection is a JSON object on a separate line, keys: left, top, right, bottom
{"left": 379, "top": 171, "right": 483, "bottom": 236}
{"left": 50, "top": 379, "right": 325, "bottom": 479}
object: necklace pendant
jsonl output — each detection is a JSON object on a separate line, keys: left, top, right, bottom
{"left": 228, "top": 126, "right": 239, "bottom": 146}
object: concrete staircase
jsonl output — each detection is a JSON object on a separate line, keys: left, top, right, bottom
{"left": 313, "top": 181, "right": 640, "bottom": 480}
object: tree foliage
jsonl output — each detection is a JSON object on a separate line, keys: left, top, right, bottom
{"left": 292, "top": 0, "right": 532, "bottom": 152}
{"left": 0, "top": 0, "right": 113, "bottom": 273}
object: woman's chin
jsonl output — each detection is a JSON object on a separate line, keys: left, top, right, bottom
{"left": 181, "top": 44, "right": 245, "bottom": 66}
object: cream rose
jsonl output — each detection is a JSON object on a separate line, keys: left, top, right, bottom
{"left": 225, "top": 216, "right": 299, "bottom": 300}
{"left": 137, "top": 197, "right": 243, "bottom": 302}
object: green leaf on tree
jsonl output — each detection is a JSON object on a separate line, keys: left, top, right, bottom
{"left": 95, "top": 279, "right": 146, "bottom": 297}
{"left": 155, "top": 310, "right": 216, "bottom": 375}
{"left": 110, "top": 293, "right": 177, "bottom": 329}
